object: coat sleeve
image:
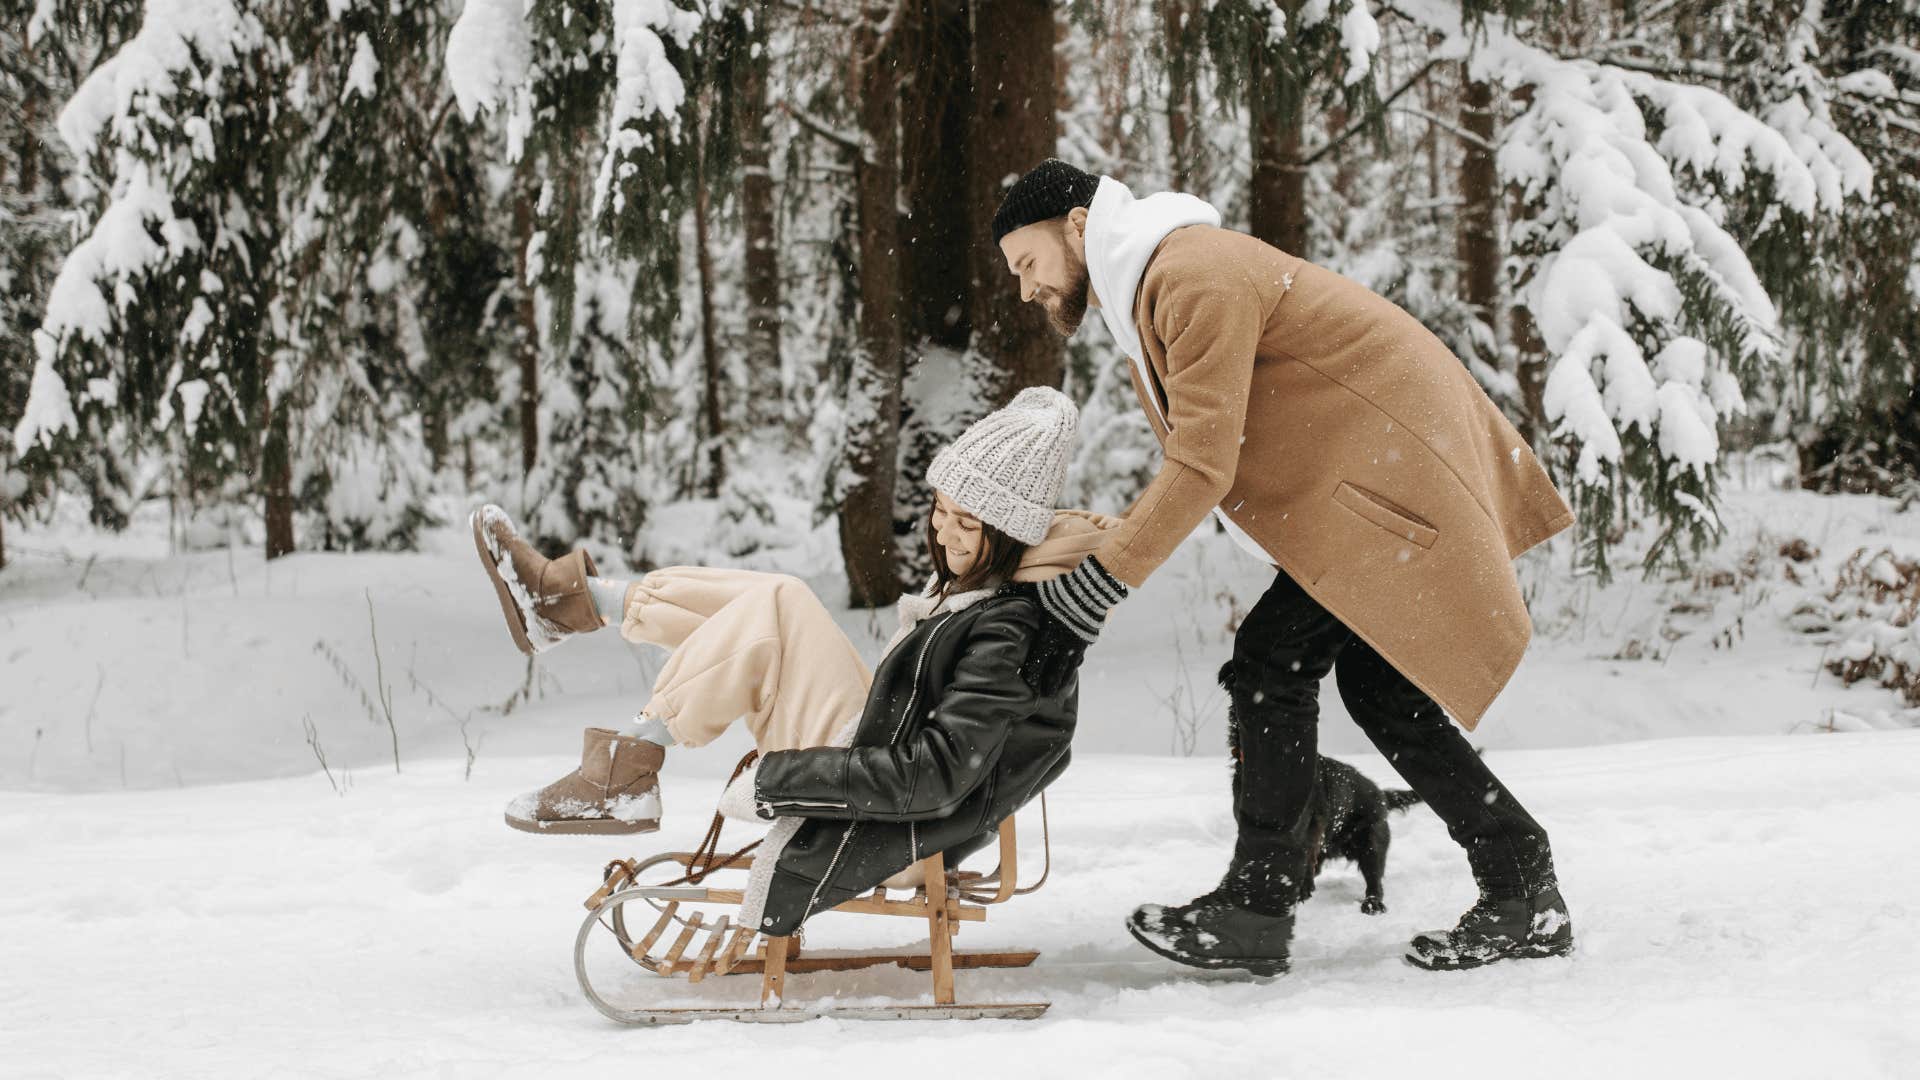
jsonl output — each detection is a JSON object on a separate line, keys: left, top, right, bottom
{"left": 1094, "top": 259, "right": 1267, "bottom": 588}
{"left": 753, "top": 602, "right": 1039, "bottom": 823}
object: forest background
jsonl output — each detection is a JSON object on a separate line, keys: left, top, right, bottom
{"left": 4, "top": 0, "right": 1917, "bottom": 606}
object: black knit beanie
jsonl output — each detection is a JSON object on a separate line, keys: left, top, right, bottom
{"left": 990, "top": 159, "right": 1101, "bottom": 245}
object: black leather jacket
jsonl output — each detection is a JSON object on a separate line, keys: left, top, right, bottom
{"left": 749, "top": 581, "right": 1076, "bottom": 934}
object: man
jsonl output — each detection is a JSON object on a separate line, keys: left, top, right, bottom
{"left": 998, "top": 159, "right": 1576, "bottom": 974}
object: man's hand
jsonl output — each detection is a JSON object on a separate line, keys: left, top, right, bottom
{"left": 1020, "top": 612, "right": 1089, "bottom": 696}
{"left": 1025, "top": 555, "right": 1129, "bottom": 695}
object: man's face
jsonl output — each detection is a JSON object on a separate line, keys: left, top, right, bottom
{"left": 1000, "top": 211, "right": 1093, "bottom": 337}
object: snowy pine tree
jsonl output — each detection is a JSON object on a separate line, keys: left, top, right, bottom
{"left": 446, "top": 0, "right": 729, "bottom": 558}
{"left": 1755, "top": 1, "right": 1920, "bottom": 498}
{"left": 1396, "top": 0, "right": 1875, "bottom": 577}
{"left": 275, "top": 0, "right": 475, "bottom": 551}
{"left": 0, "top": 3, "right": 129, "bottom": 563}
{"left": 12, "top": 0, "right": 287, "bottom": 545}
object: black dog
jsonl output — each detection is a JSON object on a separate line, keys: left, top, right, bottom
{"left": 1219, "top": 661, "right": 1423, "bottom": 914}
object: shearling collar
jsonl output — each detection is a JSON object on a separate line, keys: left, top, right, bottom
{"left": 883, "top": 578, "right": 997, "bottom": 657}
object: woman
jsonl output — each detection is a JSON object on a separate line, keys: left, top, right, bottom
{"left": 471, "top": 387, "right": 1123, "bottom": 935}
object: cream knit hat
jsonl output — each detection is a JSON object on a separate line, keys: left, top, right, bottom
{"left": 926, "top": 387, "right": 1079, "bottom": 545}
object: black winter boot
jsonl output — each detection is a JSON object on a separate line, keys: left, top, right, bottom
{"left": 1404, "top": 885, "right": 1574, "bottom": 971}
{"left": 1126, "top": 889, "right": 1295, "bottom": 977}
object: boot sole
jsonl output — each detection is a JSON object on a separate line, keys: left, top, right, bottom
{"left": 471, "top": 510, "right": 537, "bottom": 657}
{"left": 1403, "top": 937, "right": 1575, "bottom": 971}
{"left": 1124, "top": 914, "right": 1290, "bottom": 977}
{"left": 504, "top": 812, "right": 661, "bottom": 836}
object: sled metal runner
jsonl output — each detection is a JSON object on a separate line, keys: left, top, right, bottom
{"left": 573, "top": 793, "right": 1053, "bottom": 1024}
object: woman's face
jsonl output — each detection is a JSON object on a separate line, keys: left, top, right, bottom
{"left": 931, "top": 490, "right": 984, "bottom": 577}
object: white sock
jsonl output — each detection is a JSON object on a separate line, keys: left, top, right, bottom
{"left": 587, "top": 577, "right": 630, "bottom": 627}
{"left": 631, "top": 715, "right": 676, "bottom": 747}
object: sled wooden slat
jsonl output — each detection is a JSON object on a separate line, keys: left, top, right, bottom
{"left": 704, "top": 948, "right": 1040, "bottom": 977}
{"left": 585, "top": 862, "right": 636, "bottom": 910}
{"left": 687, "top": 916, "right": 729, "bottom": 983}
{"left": 713, "top": 926, "right": 757, "bottom": 976}
{"left": 897, "top": 950, "right": 1037, "bottom": 972}
{"left": 831, "top": 893, "right": 982, "bottom": 920}
{"left": 669, "top": 851, "right": 756, "bottom": 872}
{"left": 986, "top": 816, "right": 1019, "bottom": 904}
{"left": 632, "top": 901, "right": 679, "bottom": 961}
{"left": 924, "top": 851, "right": 956, "bottom": 1006}
{"left": 689, "top": 888, "right": 986, "bottom": 922}
{"left": 663, "top": 911, "right": 704, "bottom": 969}
{"left": 761, "top": 936, "right": 789, "bottom": 1006}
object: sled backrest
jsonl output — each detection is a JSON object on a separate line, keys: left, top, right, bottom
{"left": 952, "top": 793, "right": 1051, "bottom": 905}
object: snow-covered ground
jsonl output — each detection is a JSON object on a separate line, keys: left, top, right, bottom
{"left": 4, "top": 736, "right": 1916, "bottom": 1077}
{"left": 3, "top": 478, "right": 1918, "bottom": 1076}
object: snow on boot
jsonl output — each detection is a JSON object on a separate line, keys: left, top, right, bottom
{"left": 504, "top": 727, "right": 665, "bottom": 835}
{"left": 1404, "top": 885, "right": 1574, "bottom": 971}
{"left": 470, "top": 504, "right": 603, "bottom": 655}
{"left": 1125, "top": 889, "right": 1295, "bottom": 977}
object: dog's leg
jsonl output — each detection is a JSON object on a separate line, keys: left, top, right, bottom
{"left": 1358, "top": 818, "right": 1390, "bottom": 915}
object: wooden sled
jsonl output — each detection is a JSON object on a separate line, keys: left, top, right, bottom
{"left": 573, "top": 785, "right": 1053, "bottom": 1025}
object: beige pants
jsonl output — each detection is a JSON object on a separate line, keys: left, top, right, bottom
{"left": 616, "top": 567, "right": 872, "bottom": 751}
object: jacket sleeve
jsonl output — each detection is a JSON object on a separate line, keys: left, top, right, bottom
{"left": 753, "top": 601, "right": 1039, "bottom": 823}
{"left": 1094, "top": 259, "right": 1266, "bottom": 588}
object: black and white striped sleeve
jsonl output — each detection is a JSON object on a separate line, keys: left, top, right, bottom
{"left": 1035, "top": 554, "right": 1130, "bottom": 643}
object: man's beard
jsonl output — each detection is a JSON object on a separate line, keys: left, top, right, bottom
{"left": 1038, "top": 261, "right": 1091, "bottom": 337}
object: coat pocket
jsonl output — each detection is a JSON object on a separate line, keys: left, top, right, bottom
{"left": 1332, "top": 481, "right": 1438, "bottom": 550}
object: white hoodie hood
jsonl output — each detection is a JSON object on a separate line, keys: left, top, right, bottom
{"left": 1084, "top": 175, "right": 1221, "bottom": 368}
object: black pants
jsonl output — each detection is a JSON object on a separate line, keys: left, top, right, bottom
{"left": 1221, "top": 570, "right": 1556, "bottom": 914}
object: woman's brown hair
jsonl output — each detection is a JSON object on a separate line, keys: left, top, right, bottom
{"left": 926, "top": 505, "right": 1029, "bottom": 601}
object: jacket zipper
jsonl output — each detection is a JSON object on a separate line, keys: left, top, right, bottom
{"left": 764, "top": 797, "right": 849, "bottom": 811}
{"left": 884, "top": 607, "right": 957, "bottom": 746}
{"left": 798, "top": 611, "right": 953, "bottom": 926}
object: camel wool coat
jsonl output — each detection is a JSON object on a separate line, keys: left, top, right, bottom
{"left": 1091, "top": 225, "right": 1574, "bottom": 729}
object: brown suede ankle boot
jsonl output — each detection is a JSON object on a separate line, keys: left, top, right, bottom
{"left": 470, "top": 504, "right": 605, "bottom": 655}
{"left": 504, "top": 727, "right": 665, "bottom": 835}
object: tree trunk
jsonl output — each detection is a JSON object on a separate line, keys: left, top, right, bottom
{"left": 423, "top": 406, "right": 448, "bottom": 472}
{"left": 737, "top": 24, "right": 783, "bottom": 427}
{"left": 511, "top": 163, "right": 540, "bottom": 476}
{"left": 18, "top": 81, "right": 39, "bottom": 196}
{"left": 694, "top": 106, "right": 726, "bottom": 499}
{"left": 262, "top": 404, "right": 295, "bottom": 559}
{"left": 1099, "top": 0, "right": 1134, "bottom": 175}
{"left": 839, "top": 5, "right": 906, "bottom": 609}
{"left": 1457, "top": 69, "right": 1501, "bottom": 366}
{"left": 899, "top": 0, "right": 973, "bottom": 351}
{"left": 1505, "top": 83, "right": 1549, "bottom": 446}
{"left": 1248, "top": 34, "right": 1307, "bottom": 256}
{"left": 895, "top": 0, "right": 975, "bottom": 569}
{"left": 966, "top": 0, "right": 1062, "bottom": 407}
{"left": 1164, "top": 0, "right": 1194, "bottom": 191}
{"left": 1509, "top": 302, "right": 1550, "bottom": 448}
{"left": 1424, "top": 32, "right": 1444, "bottom": 207}
{"left": 1324, "top": 101, "right": 1360, "bottom": 207}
